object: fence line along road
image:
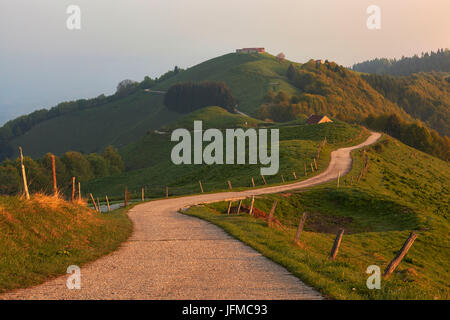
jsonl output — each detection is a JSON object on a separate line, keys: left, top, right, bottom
{"left": 1, "top": 132, "right": 381, "bottom": 300}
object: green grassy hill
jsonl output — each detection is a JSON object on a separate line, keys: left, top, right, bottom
{"left": 9, "top": 92, "right": 181, "bottom": 158}
{"left": 6, "top": 52, "right": 300, "bottom": 158}
{"left": 186, "top": 134, "right": 450, "bottom": 300}
{"left": 118, "top": 106, "right": 266, "bottom": 171}
{"left": 83, "top": 109, "right": 369, "bottom": 200}
{"left": 4, "top": 51, "right": 423, "bottom": 160}
{"left": 162, "top": 106, "right": 266, "bottom": 130}
{"left": 152, "top": 53, "right": 302, "bottom": 115}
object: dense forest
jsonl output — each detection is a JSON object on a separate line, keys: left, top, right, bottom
{"left": 259, "top": 89, "right": 449, "bottom": 161}
{"left": 365, "top": 114, "right": 449, "bottom": 161}
{"left": 0, "top": 67, "right": 183, "bottom": 161}
{"left": 362, "top": 72, "right": 450, "bottom": 136}
{"left": 258, "top": 60, "right": 409, "bottom": 123}
{"left": 0, "top": 146, "right": 124, "bottom": 195}
{"left": 352, "top": 49, "right": 450, "bottom": 75}
{"left": 257, "top": 61, "right": 450, "bottom": 161}
{"left": 164, "top": 81, "right": 237, "bottom": 113}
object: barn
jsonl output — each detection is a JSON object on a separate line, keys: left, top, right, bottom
{"left": 306, "top": 115, "right": 333, "bottom": 124}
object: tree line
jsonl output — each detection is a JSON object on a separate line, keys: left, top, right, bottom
{"left": 258, "top": 60, "right": 409, "bottom": 123}
{"left": 0, "top": 146, "right": 124, "bottom": 196}
{"left": 361, "top": 72, "right": 449, "bottom": 137}
{"left": 258, "top": 61, "right": 449, "bottom": 161}
{"left": 365, "top": 114, "right": 449, "bottom": 161}
{"left": 352, "top": 49, "right": 449, "bottom": 76}
{"left": 164, "top": 81, "right": 237, "bottom": 113}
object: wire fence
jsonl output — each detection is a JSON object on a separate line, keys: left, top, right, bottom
{"left": 85, "top": 163, "right": 329, "bottom": 204}
{"left": 207, "top": 197, "right": 427, "bottom": 277}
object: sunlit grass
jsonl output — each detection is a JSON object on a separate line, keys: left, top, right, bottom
{"left": 0, "top": 194, "right": 132, "bottom": 293}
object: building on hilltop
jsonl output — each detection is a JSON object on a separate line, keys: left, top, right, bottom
{"left": 315, "top": 59, "right": 324, "bottom": 65}
{"left": 306, "top": 115, "right": 333, "bottom": 125}
{"left": 236, "top": 48, "right": 265, "bottom": 54}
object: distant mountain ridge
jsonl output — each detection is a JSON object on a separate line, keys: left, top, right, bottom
{"left": 352, "top": 49, "right": 450, "bottom": 76}
{"left": 362, "top": 72, "right": 450, "bottom": 136}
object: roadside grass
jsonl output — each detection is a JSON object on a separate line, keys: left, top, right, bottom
{"left": 184, "top": 135, "right": 449, "bottom": 300}
{"left": 0, "top": 194, "right": 133, "bottom": 293}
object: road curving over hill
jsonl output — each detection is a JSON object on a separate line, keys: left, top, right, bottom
{"left": 1, "top": 132, "right": 381, "bottom": 300}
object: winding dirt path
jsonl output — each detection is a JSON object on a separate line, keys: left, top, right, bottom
{"left": 1, "top": 132, "right": 381, "bottom": 300}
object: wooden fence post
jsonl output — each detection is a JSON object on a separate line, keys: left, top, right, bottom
{"left": 310, "top": 163, "right": 314, "bottom": 173}
{"left": 19, "top": 147, "right": 30, "bottom": 200}
{"left": 251, "top": 177, "right": 255, "bottom": 188}
{"left": 292, "top": 172, "right": 297, "bottom": 179}
{"left": 249, "top": 196, "right": 255, "bottom": 216}
{"left": 267, "top": 200, "right": 278, "bottom": 228}
{"left": 51, "top": 154, "right": 57, "bottom": 196}
{"left": 72, "top": 177, "right": 76, "bottom": 202}
{"left": 304, "top": 163, "right": 307, "bottom": 176}
{"left": 227, "top": 180, "right": 232, "bottom": 190}
{"left": 106, "top": 195, "right": 111, "bottom": 212}
{"left": 337, "top": 171, "right": 341, "bottom": 188}
{"left": 166, "top": 186, "right": 169, "bottom": 198}
{"left": 330, "top": 229, "right": 344, "bottom": 260}
{"left": 226, "top": 201, "right": 232, "bottom": 215}
{"left": 314, "top": 158, "right": 318, "bottom": 170}
{"left": 89, "top": 193, "right": 98, "bottom": 212}
{"left": 78, "top": 182, "right": 81, "bottom": 201}
{"left": 261, "top": 175, "right": 267, "bottom": 185}
{"left": 237, "top": 200, "right": 242, "bottom": 214}
{"left": 142, "top": 187, "right": 144, "bottom": 201}
{"left": 199, "top": 180, "right": 204, "bottom": 193}
{"left": 384, "top": 232, "right": 418, "bottom": 278}
{"left": 294, "top": 212, "right": 308, "bottom": 244}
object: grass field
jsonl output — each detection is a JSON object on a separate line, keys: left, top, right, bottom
{"left": 153, "top": 53, "right": 302, "bottom": 115}
{"left": 10, "top": 92, "right": 182, "bottom": 158}
{"left": 184, "top": 135, "right": 450, "bottom": 300}
{"left": 162, "top": 106, "right": 266, "bottom": 130}
{"left": 83, "top": 112, "right": 369, "bottom": 200}
{"left": 0, "top": 194, "right": 133, "bottom": 293}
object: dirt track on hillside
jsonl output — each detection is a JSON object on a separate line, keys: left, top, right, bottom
{"left": 1, "top": 132, "right": 381, "bottom": 300}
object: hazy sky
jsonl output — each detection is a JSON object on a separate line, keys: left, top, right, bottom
{"left": 1, "top": 0, "right": 449, "bottom": 124}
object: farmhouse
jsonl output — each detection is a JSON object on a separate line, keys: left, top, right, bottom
{"left": 236, "top": 48, "right": 265, "bottom": 54}
{"left": 306, "top": 115, "right": 333, "bottom": 125}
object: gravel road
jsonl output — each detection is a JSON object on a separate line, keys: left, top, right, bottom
{"left": 1, "top": 132, "right": 381, "bottom": 300}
